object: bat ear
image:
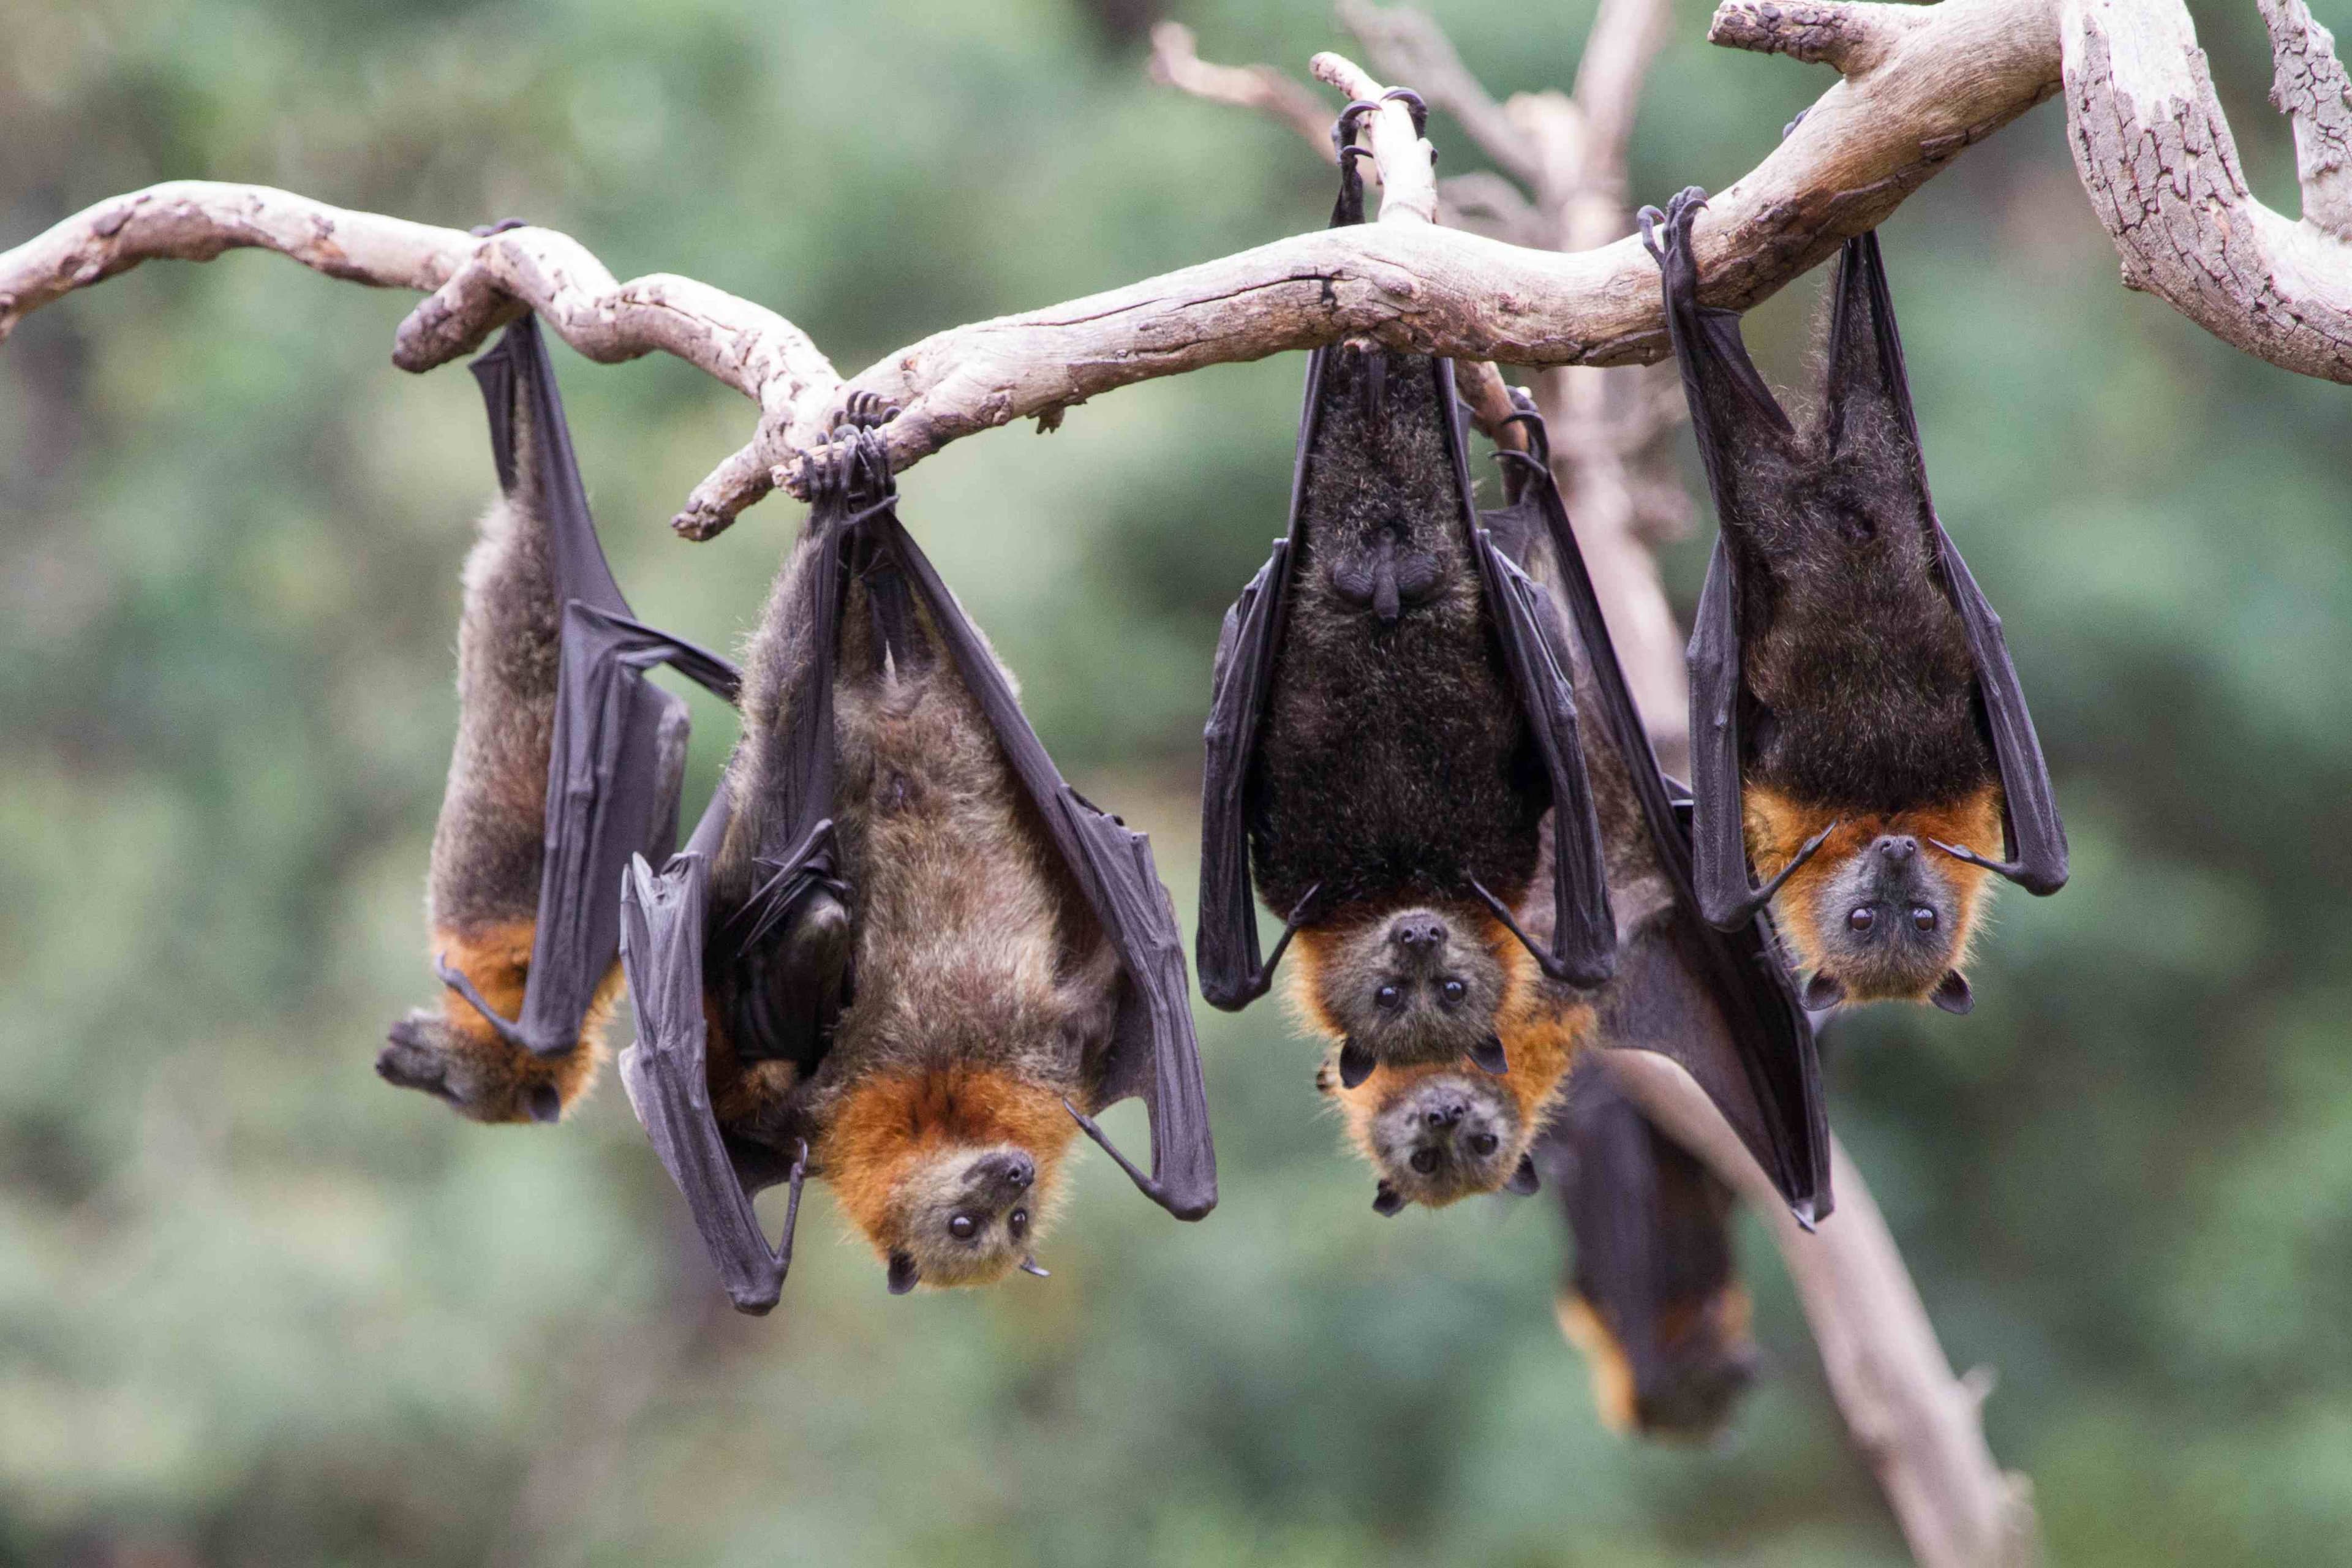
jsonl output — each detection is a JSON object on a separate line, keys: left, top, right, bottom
{"left": 1931, "top": 971, "right": 1974, "bottom": 1015}
{"left": 1337, "top": 1038, "right": 1376, "bottom": 1090}
{"left": 524, "top": 1082, "right": 562, "bottom": 1124}
{"left": 1801, "top": 971, "right": 1846, "bottom": 1011}
{"left": 886, "top": 1250, "right": 921, "bottom": 1295}
{"left": 1503, "top": 1155, "right": 1540, "bottom": 1196}
{"left": 1371, "top": 1182, "right": 1406, "bottom": 1216}
{"left": 1467, "top": 1035, "right": 1509, "bottom": 1077}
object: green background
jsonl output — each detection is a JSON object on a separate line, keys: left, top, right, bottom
{"left": 4, "top": 1, "right": 2349, "bottom": 1562}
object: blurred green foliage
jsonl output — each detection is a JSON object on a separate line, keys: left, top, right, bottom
{"left": 4, "top": 1, "right": 2351, "bottom": 1562}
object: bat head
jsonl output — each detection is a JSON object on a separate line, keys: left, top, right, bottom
{"left": 376, "top": 1010, "right": 586, "bottom": 1125}
{"left": 1794, "top": 832, "right": 1979, "bottom": 1010}
{"left": 824, "top": 1066, "right": 1076, "bottom": 1293}
{"left": 1306, "top": 905, "right": 1510, "bottom": 1072}
{"left": 873, "top": 1144, "right": 1047, "bottom": 1292}
{"left": 1344, "top": 1068, "right": 1535, "bottom": 1210}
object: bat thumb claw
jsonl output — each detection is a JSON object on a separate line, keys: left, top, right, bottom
{"left": 1019, "top": 1257, "right": 1050, "bottom": 1279}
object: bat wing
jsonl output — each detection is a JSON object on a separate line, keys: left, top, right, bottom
{"left": 1536, "top": 1058, "right": 1758, "bottom": 1440}
{"left": 1638, "top": 188, "right": 1809, "bottom": 933}
{"left": 1824, "top": 232, "right": 2068, "bottom": 895}
{"left": 1483, "top": 406, "right": 1828, "bottom": 1218}
{"left": 447, "top": 318, "right": 744, "bottom": 1060}
{"left": 618, "top": 844, "right": 806, "bottom": 1316}
{"left": 878, "top": 506, "right": 1216, "bottom": 1221}
{"left": 1196, "top": 538, "right": 1292, "bottom": 1010}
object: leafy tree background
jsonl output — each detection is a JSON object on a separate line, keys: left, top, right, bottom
{"left": 4, "top": 1, "right": 2348, "bottom": 1562}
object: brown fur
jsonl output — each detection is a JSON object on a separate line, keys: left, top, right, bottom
{"left": 1747, "top": 781, "right": 2000, "bottom": 998}
{"left": 705, "top": 525, "right": 1116, "bottom": 1289}
{"left": 821, "top": 1066, "right": 1078, "bottom": 1261}
{"left": 1556, "top": 1283, "right": 1753, "bottom": 1439}
{"left": 1313, "top": 924, "right": 1593, "bottom": 1205}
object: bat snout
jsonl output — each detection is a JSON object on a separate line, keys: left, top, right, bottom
{"left": 1874, "top": 834, "right": 1918, "bottom": 863}
{"left": 968, "top": 1150, "right": 1035, "bottom": 1196}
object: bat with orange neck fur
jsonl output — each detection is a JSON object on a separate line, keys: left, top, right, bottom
{"left": 378, "top": 309, "right": 738, "bottom": 1125}
{"left": 619, "top": 404, "right": 1213, "bottom": 1315}
{"left": 1642, "top": 188, "right": 2067, "bottom": 1014}
{"left": 1199, "top": 96, "right": 1618, "bottom": 1107}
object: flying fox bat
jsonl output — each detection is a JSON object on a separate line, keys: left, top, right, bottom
{"left": 619, "top": 400, "right": 1213, "bottom": 1314}
{"left": 1328, "top": 391, "right": 1830, "bottom": 1221}
{"left": 1200, "top": 93, "right": 1619, "bottom": 1129}
{"left": 1535, "top": 1056, "right": 1758, "bottom": 1441}
{"left": 1641, "top": 188, "right": 2067, "bottom": 1015}
{"left": 378, "top": 313, "right": 739, "bottom": 1123}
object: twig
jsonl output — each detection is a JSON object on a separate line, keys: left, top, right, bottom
{"left": 1147, "top": 22, "right": 1335, "bottom": 160}
{"left": 1338, "top": 0, "right": 1544, "bottom": 189}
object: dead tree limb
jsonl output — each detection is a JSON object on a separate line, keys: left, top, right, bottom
{"left": 1, "top": 0, "right": 2059, "bottom": 543}
{"left": 2060, "top": 0, "right": 2352, "bottom": 380}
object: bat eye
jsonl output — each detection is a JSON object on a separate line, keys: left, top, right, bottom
{"left": 1912, "top": 907, "right": 1937, "bottom": 932}
{"left": 1375, "top": 984, "right": 1403, "bottom": 1011}
{"left": 1409, "top": 1148, "right": 1440, "bottom": 1174}
{"left": 1439, "top": 978, "right": 1466, "bottom": 1005}
{"left": 948, "top": 1213, "right": 978, "bottom": 1241}
{"left": 1469, "top": 1132, "right": 1501, "bottom": 1157}
{"left": 1847, "top": 907, "right": 1875, "bottom": 933}
{"left": 1008, "top": 1209, "right": 1029, "bottom": 1240}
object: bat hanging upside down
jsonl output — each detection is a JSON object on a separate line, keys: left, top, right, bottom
{"left": 1200, "top": 94, "right": 1619, "bottom": 1214}
{"left": 379, "top": 312, "right": 737, "bottom": 1124}
{"left": 619, "top": 399, "right": 1214, "bottom": 1313}
{"left": 1642, "top": 187, "right": 2068, "bottom": 1016}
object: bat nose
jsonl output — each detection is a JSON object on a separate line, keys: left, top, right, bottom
{"left": 1390, "top": 915, "right": 1446, "bottom": 952}
{"left": 976, "top": 1152, "right": 1035, "bottom": 1192}
{"left": 1421, "top": 1095, "right": 1467, "bottom": 1130}
{"left": 1874, "top": 834, "right": 1918, "bottom": 862}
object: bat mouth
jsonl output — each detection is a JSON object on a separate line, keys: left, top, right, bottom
{"left": 377, "top": 1021, "right": 462, "bottom": 1104}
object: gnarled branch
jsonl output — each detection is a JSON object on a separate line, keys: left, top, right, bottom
{"left": 1, "top": 0, "right": 2062, "bottom": 543}
{"left": 2061, "top": 0, "right": 2352, "bottom": 381}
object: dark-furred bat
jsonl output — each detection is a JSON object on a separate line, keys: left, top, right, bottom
{"left": 1201, "top": 97, "right": 1618, "bottom": 1207}
{"left": 1642, "top": 189, "right": 2067, "bottom": 1014}
{"left": 619, "top": 401, "right": 1213, "bottom": 1313}
{"left": 379, "top": 313, "right": 739, "bottom": 1123}
{"left": 1418, "top": 393, "right": 1831, "bottom": 1223}
{"left": 1534, "top": 1056, "right": 1758, "bottom": 1441}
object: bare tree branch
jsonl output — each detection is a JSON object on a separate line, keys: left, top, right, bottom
{"left": 0, "top": 0, "right": 2060, "bottom": 540}
{"left": 1710, "top": 0, "right": 1931, "bottom": 76}
{"left": 1147, "top": 21, "right": 1335, "bottom": 160}
{"left": 2263, "top": 0, "right": 2352, "bottom": 239}
{"left": 1338, "top": 0, "right": 1545, "bottom": 189}
{"left": 1606, "top": 1054, "right": 2041, "bottom": 1568}
{"left": 2061, "top": 0, "right": 2352, "bottom": 380}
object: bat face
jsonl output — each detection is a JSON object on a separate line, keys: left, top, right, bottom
{"left": 1348, "top": 1068, "right": 1529, "bottom": 1209}
{"left": 376, "top": 1011, "right": 586, "bottom": 1125}
{"left": 871, "top": 1144, "right": 1050, "bottom": 1293}
{"left": 1297, "top": 905, "right": 1510, "bottom": 1070}
{"left": 1749, "top": 786, "right": 1997, "bottom": 1011}
{"left": 821, "top": 1064, "right": 1079, "bottom": 1292}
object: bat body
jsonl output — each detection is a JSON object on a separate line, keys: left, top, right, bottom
{"left": 620, "top": 411, "right": 1212, "bottom": 1313}
{"left": 1314, "top": 386, "right": 1830, "bottom": 1220}
{"left": 1202, "top": 109, "right": 1617, "bottom": 1206}
{"left": 1537, "top": 1058, "right": 1758, "bottom": 1441}
{"left": 379, "top": 315, "right": 736, "bottom": 1123}
{"left": 1643, "top": 189, "right": 2067, "bottom": 1014}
